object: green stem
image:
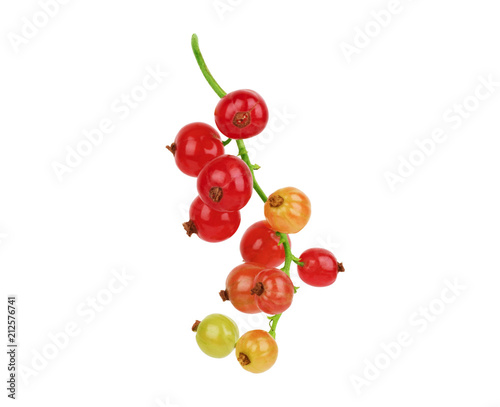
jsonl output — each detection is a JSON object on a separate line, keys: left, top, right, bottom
{"left": 191, "top": 33, "right": 298, "bottom": 339}
{"left": 268, "top": 314, "right": 282, "bottom": 339}
{"left": 280, "top": 236, "right": 293, "bottom": 277}
{"left": 235, "top": 140, "right": 268, "bottom": 204}
{"left": 191, "top": 34, "right": 227, "bottom": 98}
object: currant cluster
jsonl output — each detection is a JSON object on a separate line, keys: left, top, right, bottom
{"left": 168, "top": 35, "right": 345, "bottom": 374}
{"left": 167, "top": 89, "right": 267, "bottom": 242}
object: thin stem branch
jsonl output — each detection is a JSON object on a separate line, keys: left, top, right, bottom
{"left": 191, "top": 34, "right": 227, "bottom": 98}
{"left": 280, "top": 236, "right": 293, "bottom": 277}
{"left": 268, "top": 314, "right": 282, "bottom": 339}
{"left": 236, "top": 140, "right": 268, "bottom": 203}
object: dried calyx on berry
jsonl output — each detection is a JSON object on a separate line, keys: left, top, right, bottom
{"left": 250, "top": 282, "right": 265, "bottom": 296}
{"left": 183, "top": 220, "right": 198, "bottom": 237}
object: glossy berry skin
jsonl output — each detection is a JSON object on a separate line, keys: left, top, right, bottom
{"left": 264, "top": 187, "right": 311, "bottom": 234}
{"left": 235, "top": 330, "right": 278, "bottom": 373}
{"left": 168, "top": 122, "right": 224, "bottom": 177}
{"left": 221, "top": 263, "right": 264, "bottom": 314}
{"left": 251, "top": 268, "right": 294, "bottom": 314}
{"left": 297, "top": 248, "right": 342, "bottom": 287}
{"left": 214, "top": 89, "right": 269, "bottom": 139}
{"left": 240, "top": 221, "right": 288, "bottom": 268}
{"left": 183, "top": 196, "right": 240, "bottom": 243}
{"left": 194, "top": 314, "right": 239, "bottom": 358}
{"left": 197, "top": 155, "right": 253, "bottom": 212}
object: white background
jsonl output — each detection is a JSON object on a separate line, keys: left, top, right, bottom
{"left": 1, "top": 0, "right": 500, "bottom": 406}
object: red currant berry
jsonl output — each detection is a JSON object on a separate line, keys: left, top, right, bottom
{"left": 183, "top": 196, "right": 240, "bottom": 243}
{"left": 251, "top": 268, "right": 294, "bottom": 314}
{"left": 214, "top": 89, "right": 269, "bottom": 139}
{"left": 167, "top": 122, "right": 224, "bottom": 177}
{"left": 297, "top": 248, "right": 344, "bottom": 287}
{"left": 219, "top": 263, "right": 265, "bottom": 314}
{"left": 264, "top": 187, "right": 311, "bottom": 234}
{"left": 197, "top": 155, "right": 253, "bottom": 212}
{"left": 235, "top": 330, "right": 278, "bottom": 373}
{"left": 240, "top": 221, "right": 289, "bottom": 268}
